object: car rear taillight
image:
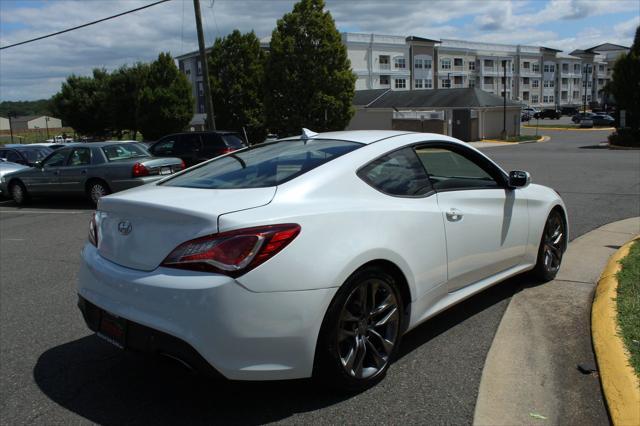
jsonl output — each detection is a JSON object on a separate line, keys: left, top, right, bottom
{"left": 161, "top": 224, "right": 301, "bottom": 277}
{"left": 221, "top": 147, "right": 235, "bottom": 154}
{"left": 88, "top": 212, "right": 98, "bottom": 246}
{"left": 180, "top": 159, "right": 186, "bottom": 170}
{"left": 132, "top": 162, "right": 149, "bottom": 177}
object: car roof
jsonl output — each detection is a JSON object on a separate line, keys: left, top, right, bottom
{"left": 50, "top": 141, "right": 144, "bottom": 148}
{"left": 279, "top": 130, "right": 422, "bottom": 145}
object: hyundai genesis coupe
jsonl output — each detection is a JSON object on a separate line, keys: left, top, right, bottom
{"left": 77, "top": 130, "right": 567, "bottom": 390}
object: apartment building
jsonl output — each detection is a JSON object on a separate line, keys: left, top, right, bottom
{"left": 342, "top": 33, "right": 629, "bottom": 108}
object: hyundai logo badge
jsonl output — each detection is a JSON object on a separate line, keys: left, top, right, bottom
{"left": 118, "top": 220, "right": 132, "bottom": 235}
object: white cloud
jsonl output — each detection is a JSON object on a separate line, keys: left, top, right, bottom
{"left": 0, "top": 0, "right": 637, "bottom": 100}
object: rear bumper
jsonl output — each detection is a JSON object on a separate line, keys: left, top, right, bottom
{"left": 77, "top": 244, "right": 336, "bottom": 380}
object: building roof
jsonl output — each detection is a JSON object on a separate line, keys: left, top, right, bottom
{"left": 406, "top": 36, "right": 440, "bottom": 43}
{"left": 586, "top": 43, "right": 630, "bottom": 52}
{"left": 540, "top": 46, "right": 562, "bottom": 53}
{"left": 354, "top": 88, "right": 521, "bottom": 109}
{"left": 556, "top": 52, "right": 581, "bottom": 60}
{"left": 11, "top": 115, "right": 58, "bottom": 125}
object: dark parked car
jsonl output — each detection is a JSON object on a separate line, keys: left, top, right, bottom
{"left": 560, "top": 106, "right": 579, "bottom": 116}
{"left": 591, "top": 114, "right": 615, "bottom": 126}
{"left": 0, "top": 142, "right": 184, "bottom": 206}
{"left": 0, "top": 145, "right": 53, "bottom": 166}
{"left": 533, "top": 109, "right": 561, "bottom": 119}
{"left": 572, "top": 112, "right": 596, "bottom": 123}
{"left": 148, "top": 131, "right": 247, "bottom": 167}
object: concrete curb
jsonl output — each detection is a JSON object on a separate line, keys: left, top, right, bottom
{"left": 592, "top": 237, "right": 640, "bottom": 426}
{"left": 479, "top": 135, "right": 549, "bottom": 144}
{"left": 522, "top": 125, "right": 615, "bottom": 131}
{"left": 474, "top": 217, "right": 640, "bottom": 426}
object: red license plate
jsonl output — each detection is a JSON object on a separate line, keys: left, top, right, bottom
{"left": 97, "top": 309, "right": 127, "bottom": 349}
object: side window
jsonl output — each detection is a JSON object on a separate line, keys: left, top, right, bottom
{"left": 4, "top": 150, "right": 22, "bottom": 163}
{"left": 152, "top": 137, "right": 176, "bottom": 155}
{"left": 42, "top": 150, "right": 69, "bottom": 168}
{"left": 358, "top": 147, "right": 433, "bottom": 197}
{"left": 67, "top": 148, "right": 91, "bottom": 166}
{"left": 415, "top": 146, "right": 499, "bottom": 191}
{"left": 177, "top": 134, "right": 203, "bottom": 154}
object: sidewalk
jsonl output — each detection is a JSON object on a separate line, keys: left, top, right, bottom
{"left": 474, "top": 217, "right": 640, "bottom": 426}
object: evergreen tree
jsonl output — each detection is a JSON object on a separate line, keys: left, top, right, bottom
{"left": 265, "top": 0, "right": 355, "bottom": 137}
{"left": 106, "top": 63, "right": 149, "bottom": 139}
{"left": 138, "top": 53, "right": 193, "bottom": 140}
{"left": 208, "top": 30, "right": 266, "bottom": 143}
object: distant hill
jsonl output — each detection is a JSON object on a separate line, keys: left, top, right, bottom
{"left": 0, "top": 99, "right": 52, "bottom": 118}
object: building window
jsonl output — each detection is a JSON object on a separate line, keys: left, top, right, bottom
{"left": 573, "top": 78, "right": 580, "bottom": 85}
{"left": 415, "top": 59, "right": 423, "bottom": 69}
{"left": 549, "top": 95, "right": 554, "bottom": 103}
{"left": 543, "top": 80, "right": 549, "bottom": 88}
{"left": 562, "top": 64, "right": 569, "bottom": 73}
{"left": 380, "top": 75, "right": 390, "bottom": 85}
{"left": 587, "top": 95, "right": 591, "bottom": 101}
{"left": 543, "top": 64, "right": 550, "bottom": 73}
{"left": 469, "top": 78, "right": 475, "bottom": 88}
{"left": 523, "top": 92, "right": 530, "bottom": 101}
{"left": 454, "top": 75, "right": 463, "bottom": 85}
{"left": 543, "top": 95, "right": 549, "bottom": 103}
{"left": 599, "top": 64, "right": 605, "bottom": 72}
{"left": 483, "top": 76, "right": 492, "bottom": 85}
{"left": 532, "top": 79, "right": 539, "bottom": 88}
{"left": 442, "top": 79, "right": 451, "bottom": 88}
{"left": 587, "top": 80, "right": 592, "bottom": 88}
{"left": 415, "top": 79, "right": 423, "bottom": 89}
{"left": 523, "top": 77, "right": 530, "bottom": 85}
{"left": 573, "top": 90, "right": 579, "bottom": 99}
{"left": 454, "top": 58, "right": 463, "bottom": 67}
{"left": 532, "top": 94, "right": 539, "bottom": 103}
{"left": 469, "top": 61, "right": 475, "bottom": 71}
{"left": 561, "top": 91, "right": 568, "bottom": 100}
{"left": 598, "top": 78, "right": 604, "bottom": 85}
{"left": 379, "top": 55, "right": 390, "bottom": 70}
{"left": 395, "top": 78, "right": 406, "bottom": 89}
{"left": 484, "top": 59, "right": 494, "bottom": 68}
{"left": 574, "top": 64, "right": 581, "bottom": 73}
{"left": 441, "top": 58, "right": 451, "bottom": 70}
{"left": 425, "top": 79, "right": 433, "bottom": 88}
{"left": 523, "top": 61, "right": 530, "bottom": 69}
{"left": 394, "top": 57, "right": 406, "bottom": 69}
{"left": 532, "top": 63, "right": 540, "bottom": 72}
{"left": 424, "top": 59, "right": 432, "bottom": 69}
{"left": 561, "top": 78, "right": 568, "bottom": 85}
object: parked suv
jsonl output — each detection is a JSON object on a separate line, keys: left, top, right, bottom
{"left": 560, "top": 106, "right": 579, "bottom": 116}
{"left": 533, "top": 109, "right": 561, "bottom": 119}
{"left": 148, "top": 131, "right": 247, "bottom": 167}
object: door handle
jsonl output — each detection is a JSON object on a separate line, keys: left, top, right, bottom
{"left": 446, "top": 208, "right": 463, "bottom": 222}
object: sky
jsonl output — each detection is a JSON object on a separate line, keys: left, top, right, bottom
{"left": 0, "top": 0, "right": 638, "bottom": 101}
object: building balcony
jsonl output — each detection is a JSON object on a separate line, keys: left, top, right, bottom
{"left": 379, "top": 63, "right": 391, "bottom": 70}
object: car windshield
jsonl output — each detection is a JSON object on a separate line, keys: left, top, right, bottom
{"left": 101, "top": 144, "right": 149, "bottom": 161}
{"left": 222, "top": 134, "right": 246, "bottom": 148}
{"left": 16, "top": 147, "right": 53, "bottom": 162}
{"left": 162, "top": 139, "right": 362, "bottom": 189}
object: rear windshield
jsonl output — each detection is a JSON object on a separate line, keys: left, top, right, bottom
{"left": 101, "top": 144, "right": 149, "bottom": 161}
{"left": 17, "top": 147, "right": 52, "bottom": 162}
{"left": 162, "top": 139, "right": 362, "bottom": 189}
{"left": 222, "top": 134, "right": 246, "bottom": 148}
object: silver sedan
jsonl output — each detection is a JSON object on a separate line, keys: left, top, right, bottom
{"left": 0, "top": 160, "right": 29, "bottom": 198}
{"left": 0, "top": 142, "right": 184, "bottom": 205}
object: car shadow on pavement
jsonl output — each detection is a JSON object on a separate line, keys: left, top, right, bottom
{"left": 33, "top": 275, "right": 540, "bottom": 425}
{"left": 0, "top": 197, "right": 94, "bottom": 210}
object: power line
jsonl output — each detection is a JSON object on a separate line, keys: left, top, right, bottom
{"left": 0, "top": 0, "right": 172, "bottom": 50}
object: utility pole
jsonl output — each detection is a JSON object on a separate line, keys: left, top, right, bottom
{"left": 45, "top": 116, "right": 50, "bottom": 139}
{"left": 193, "top": 0, "right": 216, "bottom": 130}
{"left": 502, "top": 59, "right": 507, "bottom": 139}
{"left": 8, "top": 114, "right": 14, "bottom": 144}
{"left": 583, "top": 63, "right": 588, "bottom": 115}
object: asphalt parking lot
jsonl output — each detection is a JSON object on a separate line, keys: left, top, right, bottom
{"left": 1, "top": 128, "right": 638, "bottom": 425}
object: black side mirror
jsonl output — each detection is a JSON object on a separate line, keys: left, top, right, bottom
{"left": 508, "top": 170, "right": 530, "bottom": 188}
{"left": 33, "top": 160, "right": 43, "bottom": 168}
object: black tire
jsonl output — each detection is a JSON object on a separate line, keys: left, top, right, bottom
{"left": 87, "top": 180, "right": 110, "bottom": 206}
{"left": 532, "top": 209, "right": 566, "bottom": 281}
{"left": 9, "top": 180, "right": 29, "bottom": 205}
{"left": 314, "top": 265, "right": 404, "bottom": 391}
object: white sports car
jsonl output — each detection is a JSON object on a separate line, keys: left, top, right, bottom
{"left": 77, "top": 130, "right": 567, "bottom": 390}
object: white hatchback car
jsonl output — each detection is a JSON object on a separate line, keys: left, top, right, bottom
{"left": 78, "top": 130, "right": 567, "bottom": 390}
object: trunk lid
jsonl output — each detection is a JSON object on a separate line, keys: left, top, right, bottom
{"left": 96, "top": 184, "right": 276, "bottom": 271}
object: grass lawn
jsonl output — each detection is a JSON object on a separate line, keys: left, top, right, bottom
{"left": 616, "top": 240, "right": 640, "bottom": 378}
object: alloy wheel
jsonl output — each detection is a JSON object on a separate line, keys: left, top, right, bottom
{"left": 90, "top": 184, "right": 106, "bottom": 204}
{"left": 337, "top": 279, "right": 400, "bottom": 379}
{"left": 543, "top": 213, "right": 564, "bottom": 274}
{"left": 11, "top": 184, "right": 24, "bottom": 204}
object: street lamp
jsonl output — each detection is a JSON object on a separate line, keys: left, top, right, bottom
{"left": 45, "top": 116, "right": 50, "bottom": 139}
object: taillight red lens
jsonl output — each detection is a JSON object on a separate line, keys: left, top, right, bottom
{"left": 221, "top": 147, "right": 234, "bottom": 154}
{"left": 180, "top": 159, "right": 186, "bottom": 170}
{"left": 161, "top": 224, "right": 301, "bottom": 277}
{"left": 88, "top": 212, "right": 98, "bottom": 246}
{"left": 132, "top": 162, "right": 149, "bottom": 177}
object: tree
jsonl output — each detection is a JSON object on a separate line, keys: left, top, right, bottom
{"left": 265, "top": 0, "right": 355, "bottom": 137}
{"left": 105, "top": 63, "right": 149, "bottom": 139}
{"left": 208, "top": 30, "right": 266, "bottom": 143}
{"left": 607, "top": 25, "right": 640, "bottom": 146}
{"left": 0, "top": 99, "right": 52, "bottom": 118}
{"left": 138, "top": 53, "right": 193, "bottom": 140}
{"left": 50, "top": 69, "right": 110, "bottom": 136}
